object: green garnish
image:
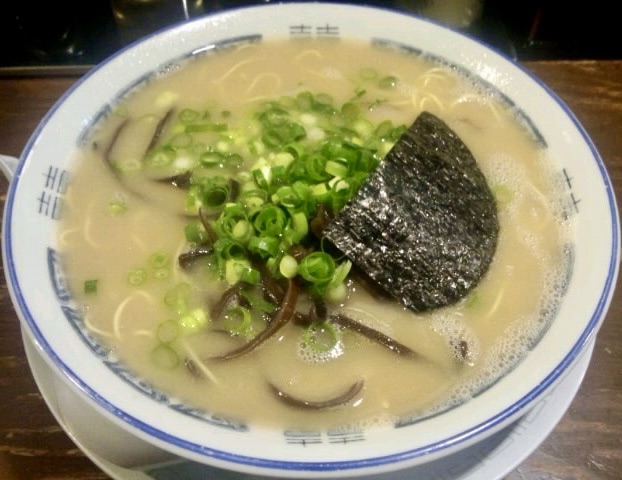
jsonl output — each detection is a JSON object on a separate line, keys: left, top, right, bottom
{"left": 240, "top": 289, "right": 277, "bottom": 314}
{"left": 107, "top": 199, "right": 128, "bottom": 215}
{"left": 223, "top": 305, "right": 254, "bottom": 337}
{"left": 151, "top": 343, "right": 179, "bottom": 369}
{"left": 301, "top": 321, "right": 341, "bottom": 354}
{"left": 127, "top": 268, "right": 147, "bottom": 286}
{"left": 298, "top": 252, "right": 336, "bottom": 295}
{"left": 279, "top": 254, "right": 298, "bottom": 279}
{"left": 114, "top": 83, "right": 408, "bottom": 355}
{"left": 157, "top": 319, "right": 180, "bottom": 344}
{"left": 149, "top": 252, "right": 170, "bottom": 269}
{"left": 148, "top": 89, "right": 401, "bottom": 295}
{"left": 84, "top": 279, "right": 98, "bottom": 295}
{"left": 493, "top": 184, "right": 513, "bottom": 204}
{"left": 178, "top": 307, "right": 209, "bottom": 334}
{"left": 164, "top": 282, "right": 192, "bottom": 314}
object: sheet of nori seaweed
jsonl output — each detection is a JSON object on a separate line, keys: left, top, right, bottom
{"left": 323, "top": 111, "right": 499, "bottom": 312}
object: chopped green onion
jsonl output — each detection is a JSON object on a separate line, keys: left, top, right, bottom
{"left": 149, "top": 83, "right": 411, "bottom": 304}
{"left": 164, "top": 282, "right": 192, "bottom": 314}
{"left": 240, "top": 289, "right": 277, "bottom": 314}
{"left": 289, "top": 211, "right": 309, "bottom": 242}
{"left": 231, "top": 219, "right": 251, "bottom": 241}
{"left": 272, "top": 184, "right": 304, "bottom": 211}
{"left": 378, "top": 75, "right": 398, "bottom": 89}
{"left": 157, "top": 319, "right": 180, "bottom": 344}
{"left": 253, "top": 205, "right": 287, "bottom": 237}
{"left": 330, "top": 260, "right": 352, "bottom": 287}
{"left": 223, "top": 306, "right": 253, "bottom": 337}
{"left": 178, "top": 307, "right": 208, "bottom": 334}
{"left": 304, "top": 153, "right": 330, "bottom": 181}
{"left": 84, "top": 279, "right": 98, "bottom": 295}
{"left": 154, "top": 268, "right": 171, "bottom": 280}
{"left": 107, "top": 200, "right": 127, "bottom": 215}
{"left": 374, "top": 120, "right": 393, "bottom": 139}
{"left": 301, "top": 321, "right": 340, "bottom": 353}
{"left": 296, "top": 91, "right": 314, "bottom": 110}
{"left": 113, "top": 157, "right": 142, "bottom": 173}
{"left": 179, "top": 108, "right": 201, "bottom": 123}
{"left": 127, "top": 268, "right": 147, "bottom": 286}
{"left": 298, "top": 252, "right": 335, "bottom": 290}
{"left": 465, "top": 290, "right": 481, "bottom": 309}
{"left": 146, "top": 146, "right": 175, "bottom": 168}
{"left": 279, "top": 254, "right": 298, "bottom": 278}
{"left": 248, "top": 235, "right": 280, "bottom": 258}
{"left": 200, "top": 176, "right": 231, "bottom": 210}
{"left": 170, "top": 132, "right": 193, "bottom": 149}
{"left": 352, "top": 118, "right": 373, "bottom": 138}
{"left": 185, "top": 122, "right": 228, "bottom": 133}
{"left": 359, "top": 67, "right": 378, "bottom": 80}
{"left": 252, "top": 166, "right": 271, "bottom": 189}
{"left": 325, "top": 282, "right": 348, "bottom": 304}
{"left": 493, "top": 184, "right": 513, "bottom": 204}
{"left": 151, "top": 344, "right": 179, "bottom": 369}
{"left": 215, "top": 206, "right": 252, "bottom": 243}
{"left": 225, "top": 258, "right": 259, "bottom": 285}
{"left": 149, "top": 252, "right": 170, "bottom": 269}
{"left": 239, "top": 189, "right": 267, "bottom": 213}
{"left": 214, "top": 238, "right": 246, "bottom": 260}
{"left": 341, "top": 102, "right": 360, "bottom": 120}
{"left": 184, "top": 219, "right": 208, "bottom": 243}
{"left": 239, "top": 266, "right": 260, "bottom": 284}
{"left": 325, "top": 159, "right": 349, "bottom": 178}
{"left": 223, "top": 152, "right": 244, "bottom": 168}
{"left": 200, "top": 151, "right": 224, "bottom": 167}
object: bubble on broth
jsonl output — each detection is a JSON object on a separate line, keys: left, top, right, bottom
{"left": 297, "top": 336, "right": 344, "bottom": 364}
{"left": 431, "top": 313, "right": 481, "bottom": 365}
{"left": 417, "top": 253, "right": 570, "bottom": 420}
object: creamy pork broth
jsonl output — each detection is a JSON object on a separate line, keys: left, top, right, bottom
{"left": 58, "top": 39, "right": 570, "bottom": 430}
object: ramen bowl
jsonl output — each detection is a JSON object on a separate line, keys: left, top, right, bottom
{"left": 1, "top": 2, "right": 619, "bottom": 478}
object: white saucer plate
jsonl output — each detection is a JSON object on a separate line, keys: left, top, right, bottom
{"left": 23, "top": 327, "right": 594, "bottom": 480}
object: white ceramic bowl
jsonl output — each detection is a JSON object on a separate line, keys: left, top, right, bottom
{"left": 1, "top": 3, "right": 619, "bottom": 478}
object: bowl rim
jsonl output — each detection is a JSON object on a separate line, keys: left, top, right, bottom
{"left": 3, "top": 2, "right": 620, "bottom": 476}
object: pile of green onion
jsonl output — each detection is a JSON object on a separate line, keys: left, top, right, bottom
{"left": 148, "top": 87, "right": 405, "bottom": 301}
{"left": 113, "top": 78, "right": 410, "bottom": 362}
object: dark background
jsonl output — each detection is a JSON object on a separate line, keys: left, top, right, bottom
{"left": 1, "top": 0, "right": 620, "bottom": 75}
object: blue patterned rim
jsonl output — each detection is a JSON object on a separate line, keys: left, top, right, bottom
{"left": 3, "top": 3, "right": 620, "bottom": 474}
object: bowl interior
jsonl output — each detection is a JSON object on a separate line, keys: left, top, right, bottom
{"left": 2, "top": 2, "right": 619, "bottom": 477}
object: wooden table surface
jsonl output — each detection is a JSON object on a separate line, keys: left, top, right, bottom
{"left": 0, "top": 60, "right": 621, "bottom": 479}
